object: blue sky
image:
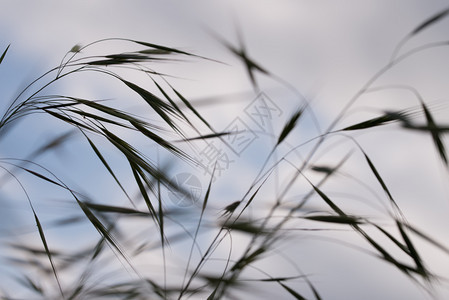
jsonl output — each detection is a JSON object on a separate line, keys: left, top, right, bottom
{"left": 1, "top": 1, "right": 449, "bottom": 299}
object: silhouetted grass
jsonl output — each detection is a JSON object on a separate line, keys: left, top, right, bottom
{"left": 1, "top": 8, "right": 449, "bottom": 300}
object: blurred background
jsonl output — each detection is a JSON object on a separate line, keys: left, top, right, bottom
{"left": 1, "top": 1, "right": 449, "bottom": 299}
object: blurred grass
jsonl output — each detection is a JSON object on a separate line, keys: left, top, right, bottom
{"left": 1, "top": 8, "right": 449, "bottom": 300}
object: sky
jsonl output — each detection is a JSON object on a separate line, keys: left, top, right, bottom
{"left": 1, "top": 1, "right": 449, "bottom": 299}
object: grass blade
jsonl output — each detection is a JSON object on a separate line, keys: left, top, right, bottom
{"left": 73, "top": 98, "right": 147, "bottom": 125}
{"left": 29, "top": 130, "right": 76, "bottom": 158}
{"left": 404, "top": 223, "right": 449, "bottom": 255}
{"left": 121, "top": 80, "right": 175, "bottom": 114}
{"left": 180, "top": 131, "right": 233, "bottom": 142}
{"left": 230, "top": 246, "right": 266, "bottom": 272}
{"left": 211, "top": 31, "right": 269, "bottom": 87}
{"left": 129, "top": 163, "right": 158, "bottom": 223}
{"left": 85, "top": 135, "right": 134, "bottom": 205}
{"left": 21, "top": 167, "right": 66, "bottom": 188}
{"left": 33, "top": 211, "right": 64, "bottom": 299}
{"left": 277, "top": 107, "right": 303, "bottom": 145}
{"left": 133, "top": 40, "right": 193, "bottom": 56}
{"left": 373, "top": 224, "right": 410, "bottom": 255}
{"left": 222, "top": 220, "right": 266, "bottom": 235}
{"left": 0, "top": 44, "right": 10, "bottom": 64}
{"left": 130, "top": 120, "right": 188, "bottom": 160}
{"left": 83, "top": 202, "right": 148, "bottom": 216}
{"left": 171, "top": 87, "right": 215, "bottom": 132}
{"left": 303, "top": 214, "right": 363, "bottom": 225}
{"left": 396, "top": 221, "right": 428, "bottom": 279}
{"left": 221, "top": 201, "right": 240, "bottom": 217}
{"left": 421, "top": 101, "right": 447, "bottom": 165}
{"left": 180, "top": 164, "right": 215, "bottom": 297}
{"left": 43, "top": 109, "right": 92, "bottom": 130}
{"left": 411, "top": 8, "right": 449, "bottom": 35}
{"left": 278, "top": 282, "right": 306, "bottom": 300}
{"left": 206, "top": 289, "right": 217, "bottom": 300}
{"left": 76, "top": 199, "right": 127, "bottom": 262}
{"left": 120, "top": 79, "right": 179, "bottom": 131}
{"left": 202, "top": 163, "right": 215, "bottom": 213}
{"left": 341, "top": 111, "right": 407, "bottom": 131}
{"left": 308, "top": 181, "right": 345, "bottom": 216}
{"left": 362, "top": 151, "right": 403, "bottom": 215}
{"left": 151, "top": 79, "right": 191, "bottom": 125}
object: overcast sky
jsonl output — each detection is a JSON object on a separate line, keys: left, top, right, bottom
{"left": 1, "top": 1, "right": 449, "bottom": 299}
